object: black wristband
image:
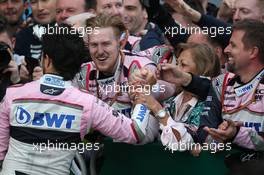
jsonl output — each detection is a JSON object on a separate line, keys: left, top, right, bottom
{"left": 182, "top": 73, "right": 211, "bottom": 101}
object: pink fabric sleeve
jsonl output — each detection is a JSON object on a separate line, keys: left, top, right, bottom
{"left": 233, "top": 127, "right": 258, "bottom": 150}
{"left": 87, "top": 97, "right": 138, "bottom": 144}
{"left": 0, "top": 95, "right": 11, "bottom": 160}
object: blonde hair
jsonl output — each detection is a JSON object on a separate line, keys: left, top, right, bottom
{"left": 86, "top": 14, "right": 126, "bottom": 40}
{"left": 177, "top": 43, "right": 221, "bottom": 77}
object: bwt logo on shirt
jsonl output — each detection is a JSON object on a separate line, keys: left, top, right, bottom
{"left": 15, "top": 106, "right": 75, "bottom": 129}
{"left": 44, "top": 76, "right": 65, "bottom": 87}
{"left": 244, "top": 122, "right": 262, "bottom": 132}
{"left": 136, "top": 105, "right": 147, "bottom": 122}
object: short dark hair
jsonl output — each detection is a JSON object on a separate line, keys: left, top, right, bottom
{"left": 138, "top": 0, "right": 146, "bottom": 9}
{"left": 85, "top": 0, "right": 97, "bottom": 10}
{"left": 233, "top": 19, "right": 264, "bottom": 64}
{"left": 42, "top": 24, "right": 86, "bottom": 80}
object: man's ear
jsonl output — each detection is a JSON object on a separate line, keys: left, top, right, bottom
{"left": 46, "top": 55, "right": 53, "bottom": 68}
{"left": 249, "top": 46, "right": 259, "bottom": 60}
{"left": 43, "top": 54, "right": 52, "bottom": 69}
{"left": 143, "top": 8, "right": 148, "bottom": 19}
{"left": 215, "top": 47, "right": 222, "bottom": 56}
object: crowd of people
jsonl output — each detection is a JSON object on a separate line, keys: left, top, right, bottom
{"left": 0, "top": 0, "right": 263, "bottom": 175}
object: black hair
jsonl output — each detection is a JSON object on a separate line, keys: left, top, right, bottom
{"left": 42, "top": 24, "right": 87, "bottom": 80}
{"left": 139, "top": 0, "right": 146, "bottom": 9}
{"left": 85, "top": 0, "right": 97, "bottom": 10}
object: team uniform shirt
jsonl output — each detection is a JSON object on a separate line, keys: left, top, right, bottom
{"left": 127, "top": 35, "right": 175, "bottom": 65}
{"left": 124, "top": 22, "right": 165, "bottom": 52}
{"left": 0, "top": 74, "right": 141, "bottom": 175}
{"left": 214, "top": 69, "right": 264, "bottom": 150}
{"left": 76, "top": 52, "right": 162, "bottom": 143}
{"left": 184, "top": 69, "right": 264, "bottom": 151}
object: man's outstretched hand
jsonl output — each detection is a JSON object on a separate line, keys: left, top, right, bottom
{"left": 165, "top": 0, "right": 189, "bottom": 15}
{"left": 157, "top": 63, "right": 192, "bottom": 86}
{"left": 165, "top": 0, "right": 202, "bottom": 22}
{"left": 204, "top": 120, "right": 243, "bottom": 143}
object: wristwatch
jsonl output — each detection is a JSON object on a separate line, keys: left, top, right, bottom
{"left": 154, "top": 109, "right": 167, "bottom": 119}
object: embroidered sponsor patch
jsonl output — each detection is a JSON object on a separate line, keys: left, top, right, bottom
{"left": 43, "top": 75, "right": 65, "bottom": 88}
{"left": 11, "top": 100, "right": 83, "bottom": 132}
{"left": 234, "top": 69, "right": 264, "bottom": 97}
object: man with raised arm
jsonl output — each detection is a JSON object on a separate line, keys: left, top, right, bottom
{"left": 0, "top": 24, "right": 146, "bottom": 175}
